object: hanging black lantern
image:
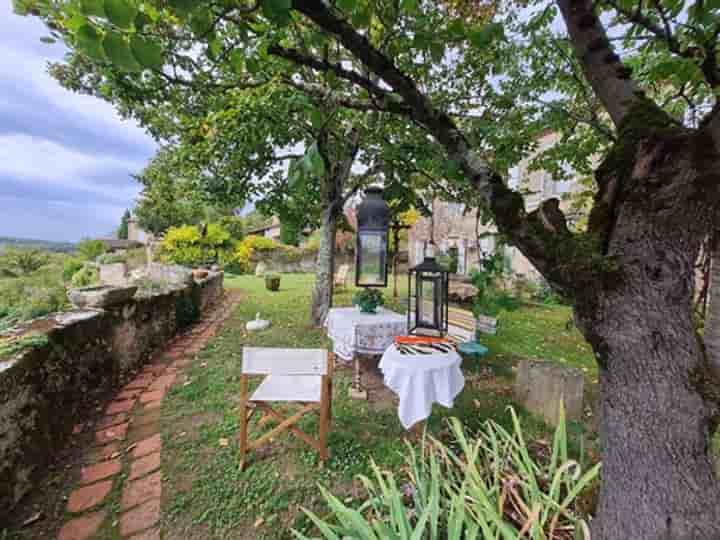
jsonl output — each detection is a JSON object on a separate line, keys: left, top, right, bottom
{"left": 408, "top": 242, "right": 449, "bottom": 336}
{"left": 355, "top": 186, "right": 390, "bottom": 287}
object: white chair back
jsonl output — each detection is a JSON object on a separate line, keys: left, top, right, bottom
{"left": 242, "top": 347, "right": 328, "bottom": 375}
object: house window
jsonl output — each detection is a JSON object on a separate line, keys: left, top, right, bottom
{"left": 415, "top": 240, "right": 424, "bottom": 265}
{"left": 447, "top": 202, "right": 464, "bottom": 219}
{"left": 457, "top": 240, "right": 467, "bottom": 275}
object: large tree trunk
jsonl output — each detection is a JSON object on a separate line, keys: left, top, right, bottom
{"left": 572, "top": 130, "right": 720, "bottom": 540}
{"left": 311, "top": 202, "right": 339, "bottom": 326}
{"left": 705, "top": 232, "right": 720, "bottom": 375}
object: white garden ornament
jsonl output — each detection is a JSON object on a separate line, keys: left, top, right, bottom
{"left": 246, "top": 313, "right": 270, "bottom": 332}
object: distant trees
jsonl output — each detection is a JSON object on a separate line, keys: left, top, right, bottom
{"left": 117, "top": 209, "right": 131, "bottom": 240}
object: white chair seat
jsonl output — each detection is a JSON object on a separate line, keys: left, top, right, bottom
{"left": 250, "top": 375, "right": 322, "bottom": 403}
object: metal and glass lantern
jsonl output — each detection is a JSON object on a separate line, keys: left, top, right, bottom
{"left": 407, "top": 242, "right": 449, "bottom": 336}
{"left": 355, "top": 187, "right": 390, "bottom": 287}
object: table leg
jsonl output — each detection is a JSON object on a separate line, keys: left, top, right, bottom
{"left": 348, "top": 354, "right": 368, "bottom": 400}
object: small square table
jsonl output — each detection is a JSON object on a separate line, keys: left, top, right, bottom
{"left": 325, "top": 306, "right": 408, "bottom": 398}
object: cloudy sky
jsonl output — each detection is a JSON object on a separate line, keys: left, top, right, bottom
{"left": 0, "top": 3, "right": 157, "bottom": 242}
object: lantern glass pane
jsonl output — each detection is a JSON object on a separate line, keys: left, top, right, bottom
{"left": 419, "top": 277, "right": 436, "bottom": 327}
{"left": 358, "top": 232, "right": 386, "bottom": 286}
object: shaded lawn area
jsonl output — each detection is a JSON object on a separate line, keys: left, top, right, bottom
{"left": 159, "top": 273, "right": 595, "bottom": 539}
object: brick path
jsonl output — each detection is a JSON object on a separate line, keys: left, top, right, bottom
{"left": 56, "top": 294, "right": 239, "bottom": 540}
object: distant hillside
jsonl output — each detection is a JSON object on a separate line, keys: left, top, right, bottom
{"left": 0, "top": 237, "right": 77, "bottom": 253}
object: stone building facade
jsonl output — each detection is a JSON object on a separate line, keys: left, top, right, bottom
{"left": 408, "top": 131, "right": 582, "bottom": 280}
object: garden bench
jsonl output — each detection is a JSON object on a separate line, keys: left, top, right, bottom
{"left": 447, "top": 307, "right": 492, "bottom": 358}
{"left": 239, "top": 347, "right": 333, "bottom": 469}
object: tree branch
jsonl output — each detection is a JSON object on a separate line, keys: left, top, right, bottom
{"left": 281, "top": 78, "right": 411, "bottom": 115}
{"left": 556, "top": 0, "right": 645, "bottom": 127}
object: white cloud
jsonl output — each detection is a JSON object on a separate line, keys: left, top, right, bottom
{"left": 0, "top": 134, "right": 142, "bottom": 200}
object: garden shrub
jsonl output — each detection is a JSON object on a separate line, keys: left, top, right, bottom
{"left": 71, "top": 265, "right": 99, "bottom": 287}
{"left": 161, "top": 223, "right": 234, "bottom": 267}
{"left": 234, "top": 235, "right": 278, "bottom": 270}
{"left": 295, "top": 408, "right": 598, "bottom": 540}
{"left": 77, "top": 239, "right": 106, "bottom": 260}
{"left": 97, "top": 253, "right": 127, "bottom": 265}
{"left": 62, "top": 258, "right": 85, "bottom": 282}
{"left": 0, "top": 270, "right": 68, "bottom": 328}
{"left": 218, "top": 215, "right": 245, "bottom": 241}
{"left": 0, "top": 247, "right": 50, "bottom": 274}
{"left": 175, "top": 294, "right": 200, "bottom": 328}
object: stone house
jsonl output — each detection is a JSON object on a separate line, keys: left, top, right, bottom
{"left": 408, "top": 131, "right": 583, "bottom": 281}
{"left": 247, "top": 215, "right": 282, "bottom": 241}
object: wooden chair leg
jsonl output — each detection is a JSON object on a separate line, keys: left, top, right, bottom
{"left": 239, "top": 375, "right": 249, "bottom": 470}
{"left": 319, "top": 360, "right": 332, "bottom": 465}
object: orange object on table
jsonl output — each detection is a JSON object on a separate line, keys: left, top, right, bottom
{"left": 394, "top": 335, "right": 452, "bottom": 346}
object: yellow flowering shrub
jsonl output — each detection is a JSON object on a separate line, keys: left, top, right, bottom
{"left": 161, "top": 223, "right": 233, "bottom": 267}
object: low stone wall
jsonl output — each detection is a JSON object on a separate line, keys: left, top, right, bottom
{"left": 0, "top": 272, "right": 223, "bottom": 522}
{"left": 514, "top": 360, "right": 584, "bottom": 427}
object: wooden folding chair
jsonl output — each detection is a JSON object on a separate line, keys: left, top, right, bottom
{"left": 239, "top": 347, "right": 333, "bottom": 470}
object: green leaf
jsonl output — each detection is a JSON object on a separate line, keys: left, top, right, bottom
{"left": 80, "top": 0, "right": 105, "bottom": 17}
{"left": 76, "top": 24, "right": 105, "bottom": 61}
{"left": 262, "top": 0, "right": 292, "bottom": 25}
{"left": 467, "top": 23, "right": 503, "bottom": 48}
{"left": 104, "top": 0, "right": 136, "bottom": 29}
{"left": 246, "top": 56, "right": 260, "bottom": 74}
{"left": 190, "top": 10, "right": 213, "bottom": 36}
{"left": 130, "top": 35, "right": 163, "bottom": 70}
{"left": 351, "top": 7, "right": 371, "bottom": 28}
{"left": 336, "top": 0, "right": 355, "bottom": 12}
{"left": 309, "top": 108, "right": 323, "bottom": 129}
{"left": 303, "top": 143, "right": 325, "bottom": 178}
{"left": 430, "top": 41, "right": 444, "bottom": 62}
{"left": 230, "top": 49, "right": 245, "bottom": 73}
{"left": 400, "top": 0, "right": 418, "bottom": 12}
{"left": 134, "top": 12, "right": 151, "bottom": 31}
{"left": 103, "top": 31, "right": 141, "bottom": 71}
{"left": 169, "top": 0, "right": 196, "bottom": 18}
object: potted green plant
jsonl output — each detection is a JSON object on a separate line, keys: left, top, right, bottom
{"left": 353, "top": 288, "right": 385, "bottom": 314}
{"left": 264, "top": 272, "right": 281, "bottom": 291}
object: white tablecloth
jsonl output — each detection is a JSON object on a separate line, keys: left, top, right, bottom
{"left": 379, "top": 344, "right": 465, "bottom": 429}
{"left": 325, "top": 307, "right": 407, "bottom": 361}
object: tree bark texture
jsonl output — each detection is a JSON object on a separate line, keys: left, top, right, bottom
{"left": 706, "top": 233, "right": 720, "bottom": 376}
{"left": 572, "top": 126, "right": 720, "bottom": 540}
{"left": 311, "top": 201, "right": 339, "bottom": 327}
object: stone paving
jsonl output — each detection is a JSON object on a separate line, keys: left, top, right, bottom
{"left": 56, "top": 294, "right": 239, "bottom": 540}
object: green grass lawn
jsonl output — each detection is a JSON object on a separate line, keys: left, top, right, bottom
{"left": 159, "top": 273, "right": 595, "bottom": 539}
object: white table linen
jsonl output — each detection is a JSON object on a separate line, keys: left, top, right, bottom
{"left": 379, "top": 344, "right": 465, "bottom": 429}
{"left": 325, "top": 307, "right": 407, "bottom": 361}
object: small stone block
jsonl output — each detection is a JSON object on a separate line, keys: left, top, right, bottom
{"left": 514, "top": 360, "right": 585, "bottom": 426}
{"left": 106, "top": 399, "right": 135, "bottom": 415}
{"left": 67, "top": 480, "right": 113, "bottom": 513}
{"left": 140, "top": 390, "right": 164, "bottom": 404}
{"left": 122, "top": 471, "right": 162, "bottom": 510}
{"left": 95, "top": 422, "right": 129, "bottom": 445}
{"left": 132, "top": 434, "right": 162, "bottom": 459}
{"left": 57, "top": 510, "right": 106, "bottom": 540}
{"left": 129, "top": 452, "right": 161, "bottom": 480}
{"left": 80, "top": 459, "right": 122, "bottom": 485}
{"left": 120, "top": 498, "right": 161, "bottom": 537}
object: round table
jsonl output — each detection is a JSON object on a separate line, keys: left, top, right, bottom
{"left": 379, "top": 344, "right": 465, "bottom": 430}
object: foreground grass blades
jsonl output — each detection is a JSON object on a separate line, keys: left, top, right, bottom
{"left": 295, "top": 408, "right": 599, "bottom": 540}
